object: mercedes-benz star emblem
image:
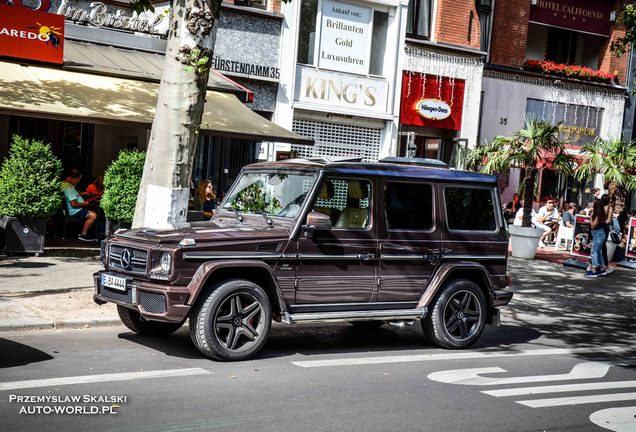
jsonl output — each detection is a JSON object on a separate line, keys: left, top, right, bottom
{"left": 120, "top": 249, "right": 132, "bottom": 269}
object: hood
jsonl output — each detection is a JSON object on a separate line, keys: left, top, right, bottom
{"left": 114, "top": 218, "right": 291, "bottom": 245}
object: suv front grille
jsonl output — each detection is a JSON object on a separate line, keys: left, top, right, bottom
{"left": 109, "top": 244, "right": 148, "bottom": 274}
{"left": 139, "top": 291, "right": 167, "bottom": 313}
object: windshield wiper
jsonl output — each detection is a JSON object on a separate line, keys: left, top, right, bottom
{"left": 231, "top": 208, "right": 244, "bottom": 223}
{"left": 259, "top": 210, "right": 273, "bottom": 226}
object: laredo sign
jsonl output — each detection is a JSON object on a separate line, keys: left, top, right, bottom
{"left": 416, "top": 99, "right": 451, "bottom": 120}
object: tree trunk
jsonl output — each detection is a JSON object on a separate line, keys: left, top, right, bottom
{"left": 132, "top": 0, "right": 220, "bottom": 229}
{"left": 521, "top": 167, "right": 536, "bottom": 228}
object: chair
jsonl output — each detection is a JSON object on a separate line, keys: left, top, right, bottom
{"left": 60, "top": 206, "right": 85, "bottom": 239}
{"left": 313, "top": 181, "right": 340, "bottom": 225}
{"left": 335, "top": 180, "right": 369, "bottom": 229}
{"left": 554, "top": 225, "right": 574, "bottom": 251}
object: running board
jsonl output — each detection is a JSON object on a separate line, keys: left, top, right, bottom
{"left": 282, "top": 307, "right": 427, "bottom": 324}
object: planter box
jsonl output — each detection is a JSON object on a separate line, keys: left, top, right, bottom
{"left": 508, "top": 225, "right": 544, "bottom": 259}
{"left": 105, "top": 218, "right": 132, "bottom": 237}
{"left": 0, "top": 216, "right": 47, "bottom": 255}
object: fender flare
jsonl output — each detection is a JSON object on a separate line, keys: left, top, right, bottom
{"left": 186, "top": 260, "right": 287, "bottom": 314}
{"left": 417, "top": 261, "right": 493, "bottom": 308}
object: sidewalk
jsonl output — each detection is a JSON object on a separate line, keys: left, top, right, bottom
{"left": 0, "top": 246, "right": 635, "bottom": 332}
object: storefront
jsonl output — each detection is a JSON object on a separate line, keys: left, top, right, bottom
{"left": 0, "top": 1, "right": 308, "bottom": 195}
{"left": 481, "top": 70, "right": 626, "bottom": 207}
{"left": 277, "top": 0, "right": 401, "bottom": 162}
{"left": 400, "top": 45, "right": 484, "bottom": 165}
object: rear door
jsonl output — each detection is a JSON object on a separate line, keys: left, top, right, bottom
{"left": 378, "top": 179, "right": 441, "bottom": 302}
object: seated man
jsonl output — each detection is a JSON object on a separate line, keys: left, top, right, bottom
{"left": 562, "top": 202, "right": 577, "bottom": 228}
{"left": 61, "top": 169, "right": 98, "bottom": 241}
{"left": 534, "top": 199, "right": 560, "bottom": 247}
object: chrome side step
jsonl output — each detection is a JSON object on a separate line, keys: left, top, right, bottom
{"left": 281, "top": 307, "right": 427, "bottom": 324}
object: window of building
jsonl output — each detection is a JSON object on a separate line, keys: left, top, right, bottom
{"left": 234, "top": 0, "right": 268, "bottom": 10}
{"left": 296, "top": 0, "right": 390, "bottom": 76}
{"left": 407, "top": 0, "right": 432, "bottom": 39}
{"left": 384, "top": 182, "right": 433, "bottom": 230}
{"left": 545, "top": 27, "right": 577, "bottom": 65}
{"left": 445, "top": 186, "right": 496, "bottom": 231}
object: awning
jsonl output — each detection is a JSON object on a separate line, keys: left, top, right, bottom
{"left": 0, "top": 61, "right": 312, "bottom": 145}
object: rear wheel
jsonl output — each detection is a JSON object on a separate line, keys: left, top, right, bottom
{"left": 422, "top": 279, "right": 486, "bottom": 349}
{"left": 189, "top": 279, "right": 271, "bottom": 361}
{"left": 117, "top": 305, "right": 183, "bottom": 336}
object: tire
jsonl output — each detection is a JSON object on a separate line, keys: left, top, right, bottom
{"left": 422, "top": 279, "right": 487, "bottom": 349}
{"left": 189, "top": 279, "right": 271, "bottom": 361}
{"left": 117, "top": 305, "right": 183, "bottom": 336}
{"left": 349, "top": 320, "right": 385, "bottom": 328}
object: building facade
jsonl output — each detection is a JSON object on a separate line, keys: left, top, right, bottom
{"left": 483, "top": 0, "right": 629, "bottom": 207}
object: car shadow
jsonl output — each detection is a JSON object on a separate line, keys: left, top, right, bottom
{"left": 117, "top": 329, "right": 205, "bottom": 360}
{"left": 0, "top": 338, "right": 54, "bottom": 368}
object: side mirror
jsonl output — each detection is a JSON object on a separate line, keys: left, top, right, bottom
{"left": 302, "top": 211, "right": 332, "bottom": 238}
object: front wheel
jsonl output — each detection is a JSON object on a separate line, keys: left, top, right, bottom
{"left": 189, "top": 279, "right": 271, "bottom": 361}
{"left": 422, "top": 279, "right": 486, "bottom": 349}
{"left": 117, "top": 305, "right": 183, "bottom": 336}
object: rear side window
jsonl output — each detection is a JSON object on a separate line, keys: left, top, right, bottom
{"left": 445, "top": 187, "right": 496, "bottom": 231}
{"left": 384, "top": 182, "right": 433, "bottom": 230}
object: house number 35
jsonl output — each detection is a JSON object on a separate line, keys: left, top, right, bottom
{"left": 499, "top": 118, "right": 507, "bottom": 125}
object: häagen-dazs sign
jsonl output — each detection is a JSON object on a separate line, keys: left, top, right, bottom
{"left": 319, "top": 0, "right": 371, "bottom": 75}
{"left": 416, "top": 99, "right": 451, "bottom": 120}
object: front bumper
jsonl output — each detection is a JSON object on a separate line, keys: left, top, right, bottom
{"left": 93, "top": 271, "right": 191, "bottom": 322}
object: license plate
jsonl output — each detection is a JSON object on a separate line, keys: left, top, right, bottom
{"left": 101, "top": 273, "right": 127, "bottom": 292}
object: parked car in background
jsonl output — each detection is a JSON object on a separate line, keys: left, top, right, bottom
{"left": 95, "top": 157, "right": 512, "bottom": 361}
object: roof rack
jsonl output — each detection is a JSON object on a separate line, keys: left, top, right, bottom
{"left": 379, "top": 157, "right": 449, "bottom": 168}
{"left": 302, "top": 156, "right": 364, "bottom": 163}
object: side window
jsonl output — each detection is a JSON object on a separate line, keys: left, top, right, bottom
{"left": 384, "top": 182, "right": 433, "bottom": 230}
{"left": 312, "top": 178, "right": 371, "bottom": 229}
{"left": 445, "top": 187, "right": 496, "bottom": 231}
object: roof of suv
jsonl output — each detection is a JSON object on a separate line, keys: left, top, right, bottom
{"left": 247, "top": 158, "right": 498, "bottom": 184}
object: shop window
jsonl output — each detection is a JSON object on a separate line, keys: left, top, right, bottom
{"left": 445, "top": 186, "right": 496, "bottom": 231}
{"left": 369, "top": 11, "right": 388, "bottom": 76}
{"left": 407, "top": 0, "right": 432, "bottom": 39}
{"left": 384, "top": 182, "right": 433, "bottom": 230}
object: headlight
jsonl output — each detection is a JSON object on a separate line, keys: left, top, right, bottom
{"left": 160, "top": 253, "right": 172, "bottom": 274}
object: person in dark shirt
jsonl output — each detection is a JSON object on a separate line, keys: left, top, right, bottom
{"left": 193, "top": 179, "right": 218, "bottom": 220}
{"left": 562, "top": 202, "right": 577, "bottom": 228}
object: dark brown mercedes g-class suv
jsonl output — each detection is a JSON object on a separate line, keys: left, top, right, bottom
{"left": 95, "top": 157, "right": 512, "bottom": 361}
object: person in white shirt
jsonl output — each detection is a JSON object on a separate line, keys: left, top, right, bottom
{"left": 534, "top": 199, "right": 561, "bottom": 246}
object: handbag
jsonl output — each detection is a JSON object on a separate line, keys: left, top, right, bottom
{"left": 609, "top": 230, "right": 621, "bottom": 245}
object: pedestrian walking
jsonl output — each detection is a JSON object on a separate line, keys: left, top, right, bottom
{"left": 585, "top": 199, "right": 612, "bottom": 278}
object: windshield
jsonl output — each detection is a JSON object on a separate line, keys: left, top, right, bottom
{"left": 222, "top": 172, "right": 317, "bottom": 219}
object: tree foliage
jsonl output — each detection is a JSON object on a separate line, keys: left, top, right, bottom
{"left": 611, "top": 4, "right": 636, "bottom": 57}
{"left": 467, "top": 118, "right": 573, "bottom": 227}
{"left": 102, "top": 150, "right": 146, "bottom": 223}
{"left": 0, "top": 135, "right": 63, "bottom": 218}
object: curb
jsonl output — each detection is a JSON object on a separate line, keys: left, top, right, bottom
{"left": 1, "top": 286, "right": 95, "bottom": 298}
{"left": 0, "top": 317, "right": 122, "bottom": 332}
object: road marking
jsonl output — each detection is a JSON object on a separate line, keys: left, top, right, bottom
{"left": 0, "top": 368, "right": 211, "bottom": 391}
{"left": 518, "top": 392, "right": 636, "bottom": 408}
{"left": 590, "top": 407, "right": 636, "bottom": 432}
{"left": 291, "top": 347, "right": 630, "bottom": 368}
{"left": 483, "top": 381, "right": 636, "bottom": 397}
{"left": 427, "top": 362, "right": 610, "bottom": 386}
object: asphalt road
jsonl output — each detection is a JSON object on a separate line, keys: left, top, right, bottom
{"left": 1, "top": 321, "right": 635, "bottom": 432}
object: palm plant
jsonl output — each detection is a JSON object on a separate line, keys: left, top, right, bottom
{"left": 573, "top": 136, "right": 636, "bottom": 216}
{"left": 467, "top": 118, "right": 574, "bottom": 227}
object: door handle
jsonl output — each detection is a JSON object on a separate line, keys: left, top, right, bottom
{"left": 357, "top": 253, "right": 374, "bottom": 261}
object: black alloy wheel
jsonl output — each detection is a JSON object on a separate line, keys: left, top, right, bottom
{"left": 422, "top": 279, "right": 486, "bottom": 349}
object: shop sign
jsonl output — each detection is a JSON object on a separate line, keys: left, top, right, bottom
{"left": 295, "top": 66, "right": 389, "bottom": 114}
{"left": 318, "top": 0, "right": 371, "bottom": 75}
{"left": 213, "top": 56, "right": 280, "bottom": 80}
{"left": 416, "top": 99, "right": 452, "bottom": 120}
{"left": 570, "top": 215, "right": 592, "bottom": 258}
{"left": 529, "top": 0, "right": 612, "bottom": 37}
{"left": 0, "top": 3, "right": 64, "bottom": 64}
{"left": 400, "top": 71, "right": 465, "bottom": 131}
{"left": 626, "top": 218, "right": 636, "bottom": 259}
{"left": 526, "top": 99, "right": 602, "bottom": 147}
{"left": 56, "top": 0, "right": 168, "bottom": 36}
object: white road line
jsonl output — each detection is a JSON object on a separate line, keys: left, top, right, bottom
{"left": 0, "top": 368, "right": 211, "bottom": 391}
{"left": 518, "top": 392, "right": 636, "bottom": 408}
{"left": 291, "top": 347, "right": 630, "bottom": 368}
{"left": 590, "top": 407, "right": 636, "bottom": 432}
{"left": 428, "top": 362, "right": 610, "bottom": 386}
{"left": 483, "top": 381, "right": 636, "bottom": 397}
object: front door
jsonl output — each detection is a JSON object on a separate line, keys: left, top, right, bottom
{"left": 295, "top": 177, "right": 378, "bottom": 304}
